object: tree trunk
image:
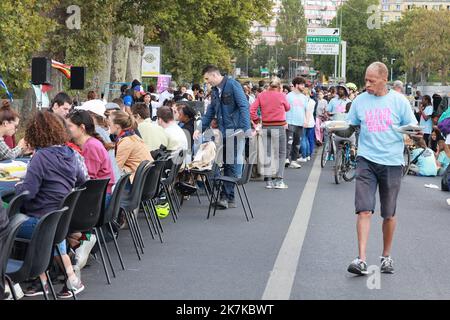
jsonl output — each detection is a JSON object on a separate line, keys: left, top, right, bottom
{"left": 126, "top": 25, "right": 145, "bottom": 83}
{"left": 96, "top": 41, "right": 113, "bottom": 100}
{"left": 110, "top": 35, "right": 131, "bottom": 84}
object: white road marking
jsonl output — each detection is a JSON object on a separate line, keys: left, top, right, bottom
{"left": 262, "top": 153, "right": 322, "bottom": 300}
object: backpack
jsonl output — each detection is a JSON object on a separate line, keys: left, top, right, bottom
{"left": 438, "top": 118, "right": 450, "bottom": 136}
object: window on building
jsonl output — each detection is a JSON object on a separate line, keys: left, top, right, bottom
{"left": 395, "top": 16, "right": 401, "bottom": 21}
{"left": 383, "top": 5, "right": 389, "bottom": 11}
{"left": 383, "top": 16, "right": 389, "bottom": 23}
{"left": 396, "top": 5, "right": 401, "bottom": 11}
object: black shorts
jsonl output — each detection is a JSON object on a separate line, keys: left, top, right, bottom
{"left": 355, "top": 156, "right": 403, "bottom": 219}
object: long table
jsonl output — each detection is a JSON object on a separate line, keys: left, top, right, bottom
{"left": 0, "top": 157, "right": 31, "bottom": 199}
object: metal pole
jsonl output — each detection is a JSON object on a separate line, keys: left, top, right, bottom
{"left": 341, "top": 40, "right": 346, "bottom": 81}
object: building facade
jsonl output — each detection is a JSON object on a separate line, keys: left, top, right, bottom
{"left": 381, "top": 0, "right": 450, "bottom": 23}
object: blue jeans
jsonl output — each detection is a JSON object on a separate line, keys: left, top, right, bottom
{"left": 301, "top": 128, "right": 315, "bottom": 158}
{"left": 17, "top": 216, "right": 66, "bottom": 256}
{"left": 215, "top": 137, "right": 245, "bottom": 202}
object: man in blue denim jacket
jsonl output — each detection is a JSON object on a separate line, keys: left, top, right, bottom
{"left": 194, "top": 65, "right": 251, "bottom": 209}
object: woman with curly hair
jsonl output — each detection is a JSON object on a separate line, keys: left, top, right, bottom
{"left": 15, "top": 111, "right": 87, "bottom": 298}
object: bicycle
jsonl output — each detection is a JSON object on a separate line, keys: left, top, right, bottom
{"left": 321, "top": 128, "right": 334, "bottom": 168}
{"left": 334, "top": 138, "right": 357, "bottom": 184}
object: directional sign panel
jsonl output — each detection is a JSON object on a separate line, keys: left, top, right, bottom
{"left": 306, "top": 28, "right": 340, "bottom": 56}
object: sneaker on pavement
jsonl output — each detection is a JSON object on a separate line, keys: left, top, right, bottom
{"left": 214, "top": 199, "right": 228, "bottom": 209}
{"left": 380, "top": 256, "right": 395, "bottom": 274}
{"left": 306, "top": 156, "right": 311, "bottom": 161}
{"left": 297, "top": 157, "right": 308, "bottom": 163}
{"left": 23, "top": 280, "right": 49, "bottom": 297}
{"left": 285, "top": 159, "right": 290, "bottom": 167}
{"left": 57, "top": 277, "right": 85, "bottom": 299}
{"left": 347, "top": 257, "right": 368, "bottom": 275}
{"left": 289, "top": 162, "right": 302, "bottom": 169}
{"left": 74, "top": 234, "right": 97, "bottom": 271}
{"left": 266, "top": 180, "right": 275, "bottom": 189}
{"left": 274, "top": 180, "right": 288, "bottom": 189}
{"left": 228, "top": 201, "right": 237, "bottom": 208}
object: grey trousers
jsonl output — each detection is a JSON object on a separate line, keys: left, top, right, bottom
{"left": 262, "top": 126, "right": 287, "bottom": 180}
{"left": 286, "top": 124, "right": 303, "bottom": 161}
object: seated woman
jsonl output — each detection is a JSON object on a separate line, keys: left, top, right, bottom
{"left": 67, "top": 110, "right": 115, "bottom": 200}
{"left": 0, "top": 100, "right": 27, "bottom": 160}
{"left": 108, "top": 111, "right": 153, "bottom": 182}
{"left": 66, "top": 110, "right": 116, "bottom": 274}
{"left": 15, "top": 111, "right": 87, "bottom": 298}
{"left": 409, "top": 138, "right": 438, "bottom": 177}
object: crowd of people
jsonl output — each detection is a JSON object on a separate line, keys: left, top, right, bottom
{"left": 0, "top": 61, "right": 449, "bottom": 298}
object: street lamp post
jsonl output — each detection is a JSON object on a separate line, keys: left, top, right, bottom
{"left": 390, "top": 58, "right": 396, "bottom": 82}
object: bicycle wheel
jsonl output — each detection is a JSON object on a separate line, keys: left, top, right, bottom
{"left": 343, "top": 152, "right": 356, "bottom": 182}
{"left": 321, "top": 136, "right": 330, "bottom": 168}
{"left": 402, "top": 146, "right": 411, "bottom": 177}
{"left": 334, "top": 147, "right": 343, "bottom": 184}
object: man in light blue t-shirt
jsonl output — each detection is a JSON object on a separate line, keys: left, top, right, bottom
{"left": 285, "top": 77, "right": 308, "bottom": 168}
{"left": 346, "top": 62, "right": 419, "bottom": 276}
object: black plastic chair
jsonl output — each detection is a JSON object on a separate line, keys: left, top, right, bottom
{"left": 120, "top": 161, "right": 152, "bottom": 260}
{"left": 5, "top": 208, "right": 67, "bottom": 300}
{"left": 97, "top": 173, "right": 131, "bottom": 274}
{"left": 69, "top": 179, "right": 111, "bottom": 284}
{"left": 0, "top": 213, "right": 27, "bottom": 300}
{"left": 161, "top": 149, "right": 186, "bottom": 222}
{"left": 48, "top": 187, "right": 85, "bottom": 300}
{"left": 140, "top": 159, "right": 168, "bottom": 243}
{"left": 6, "top": 191, "right": 30, "bottom": 218}
{"left": 207, "top": 160, "right": 255, "bottom": 222}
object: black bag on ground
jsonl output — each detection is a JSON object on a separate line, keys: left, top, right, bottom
{"left": 441, "top": 164, "right": 450, "bottom": 191}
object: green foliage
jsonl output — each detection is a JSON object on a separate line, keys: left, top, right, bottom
{"left": 313, "top": 0, "right": 384, "bottom": 86}
{"left": 145, "top": 0, "right": 273, "bottom": 83}
{"left": 276, "top": 0, "right": 307, "bottom": 45}
{"left": 0, "top": 0, "right": 57, "bottom": 95}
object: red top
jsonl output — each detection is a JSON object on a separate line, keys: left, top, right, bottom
{"left": 250, "top": 91, "right": 290, "bottom": 127}
{"left": 82, "top": 137, "right": 115, "bottom": 194}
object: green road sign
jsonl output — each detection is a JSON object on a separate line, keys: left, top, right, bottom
{"left": 306, "top": 36, "right": 340, "bottom": 44}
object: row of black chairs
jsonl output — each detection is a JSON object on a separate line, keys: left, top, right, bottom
{"left": 0, "top": 149, "right": 185, "bottom": 300}
{"left": 1, "top": 147, "right": 255, "bottom": 300}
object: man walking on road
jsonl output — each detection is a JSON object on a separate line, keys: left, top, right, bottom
{"left": 194, "top": 65, "right": 251, "bottom": 209}
{"left": 346, "top": 62, "right": 418, "bottom": 275}
{"left": 285, "top": 77, "right": 308, "bottom": 169}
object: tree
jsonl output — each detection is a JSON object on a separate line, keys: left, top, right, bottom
{"left": 313, "top": 0, "right": 385, "bottom": 86}
{"left": 0, "top": 0, "right": 57, "bottom": 96}
{"left": 384, "top": 8, "right": 449, "bottom": 85}
{"left": 276, "top": 0, "right": 307, "bottom": 45}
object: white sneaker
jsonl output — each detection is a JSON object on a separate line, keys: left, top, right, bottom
{"left": 74, "top": 234, "right": 97, "bottom": 270}
{"left": 285, "top": 159, "right": 290, "bottom": 167}
{"left": 289, "top": 162, "right": 302, "bottom": 169}
{"left": 297, "top": 158, "right": 308, "bottom": 163}
{"left": 306, "top": 156, "right": 311, "bottom": 161}
{"left": 7, "top": 283, "right": 24, "bottom": 300}
{"left": 446, "top": 199, "right": 450, "bottom": 206}
{"left": 274, "top": 180, "right": 289, "bottom": 189}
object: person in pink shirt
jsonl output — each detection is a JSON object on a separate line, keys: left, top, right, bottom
{"left": 66, "top": 110, "right": 115, "bottom": 200}
{"left": 250, "top": 77, "right": 290, "bottom": 189}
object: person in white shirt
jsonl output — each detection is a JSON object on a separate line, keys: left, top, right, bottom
{"left": 418, "top": 95, "right": 434, "bottom": 145}
{"left": 156, "top": 106, "right": 188, "bottom": 152}
{"left": 299, "top": 88, "right": 316, "bottom": 162}
{"left": 158, "top": 81, "right": 177, "bottom": 108}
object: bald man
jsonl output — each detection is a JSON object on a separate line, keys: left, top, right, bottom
{"left": 346, "top": 62, "right": 418, "bottom": 275}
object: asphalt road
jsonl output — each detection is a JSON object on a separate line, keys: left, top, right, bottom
{"left": 38, "top": 149, "right": 450, "bottom": 300}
